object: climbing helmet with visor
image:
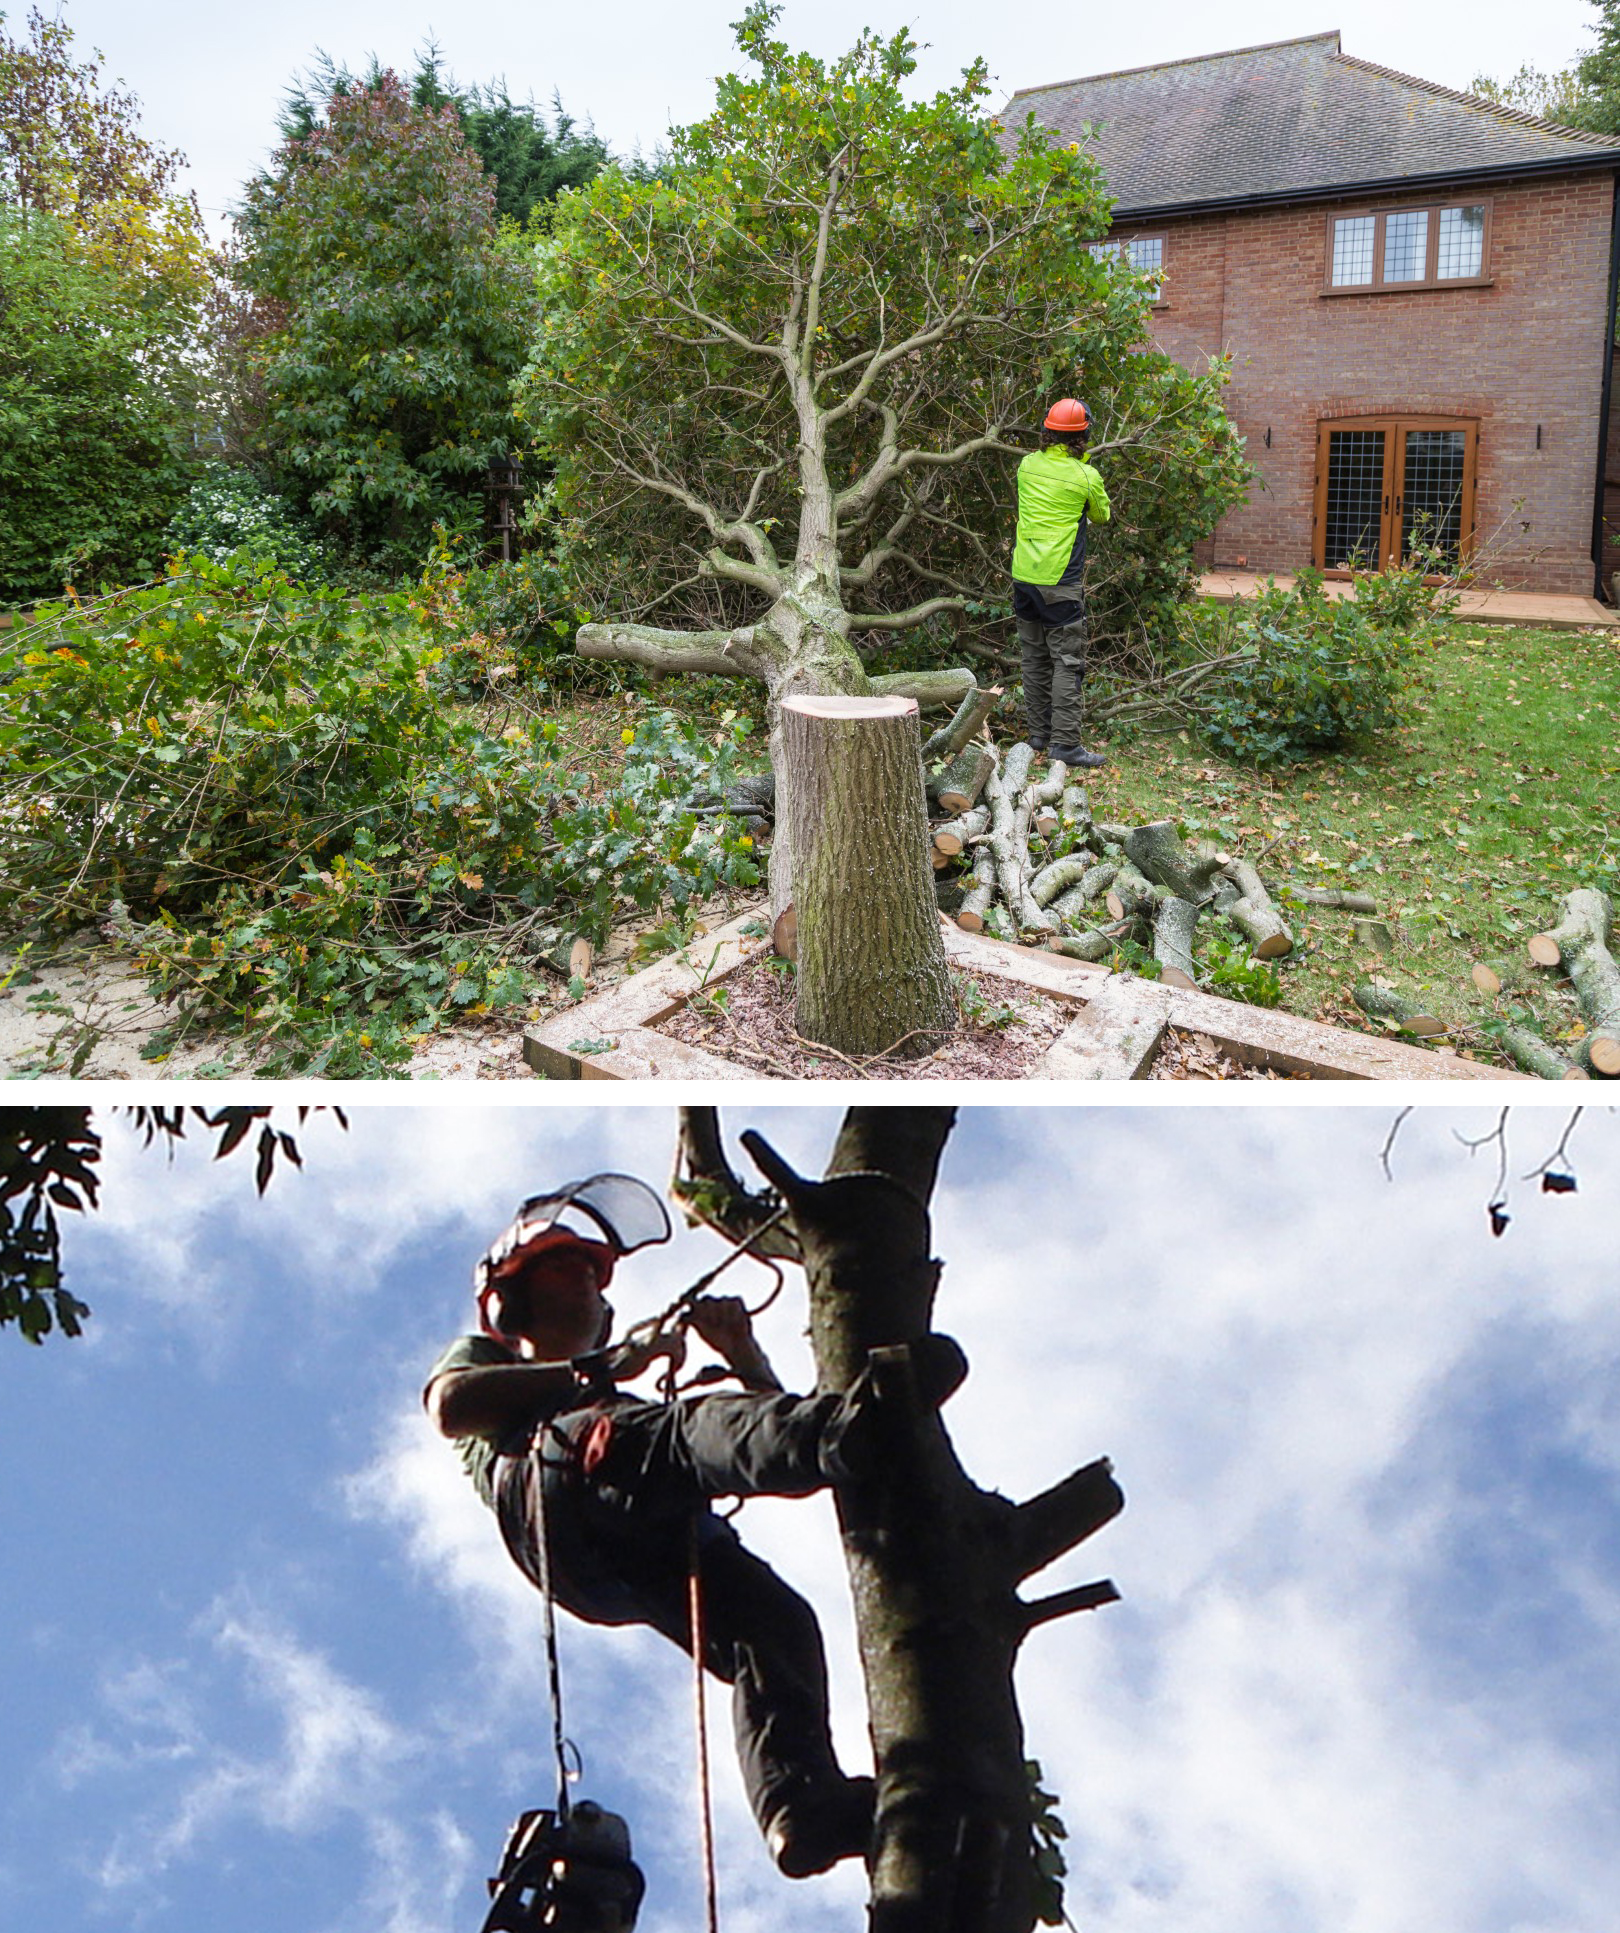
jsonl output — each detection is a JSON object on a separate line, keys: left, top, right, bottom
{"left": 474, "top": 1173, "right": 672, "bottom": 1343}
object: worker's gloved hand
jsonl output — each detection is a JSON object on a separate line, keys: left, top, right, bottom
{"left": 688, "top": 1294, "right": 756, "bottom": 1358}
{"left": 689, "top": 1295, "right": 780, "bottom": 1391}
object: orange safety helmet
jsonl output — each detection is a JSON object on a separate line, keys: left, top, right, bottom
{"left": 473, "top": 1172, "right": 672, "bottom": 1345}
{"left": 1043, "top": 398, "right": 1092, "bottom": 435}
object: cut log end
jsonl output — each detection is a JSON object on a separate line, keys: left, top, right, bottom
{"left": 1528, "top": 933, "right": 1563, "bottom": 968}
{"left": 782, "top": 693, "right": 918, "bottom": 721}
{"left": 1252, "top": 933, "right": 1293, "bottom": 960}
{"left": 1160, "top": 966, "right": 1197, "bottom": 991}
{"left": 1590, "top": 1035, "right": 1620, "bottom": 1076}
{"left": 956, "top": 909, "right": 985, "bottom": 934}
{"left": 568, "top": 937, "right": 595, "bottom": 982}
{"left": 1471, "top": 962, "right": 1503, "bottom": 995}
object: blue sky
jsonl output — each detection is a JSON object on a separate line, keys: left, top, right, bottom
{"left": 3, "top": 1101, "right": 1619, "bottom": 1933}
{"left": 32, "top": 0, "right": 1602, "bottom": 242}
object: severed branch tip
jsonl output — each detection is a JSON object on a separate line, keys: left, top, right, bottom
{"left": 1017, "top": 1580, "right": 1121, "bottom": 1634}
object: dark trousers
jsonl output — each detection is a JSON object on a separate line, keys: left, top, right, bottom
{"left": 1017, "top": 607, "right": 1089, "bottom": 748}
{"left": 495, "top": 1389, "right": 850, "bottom": 1829}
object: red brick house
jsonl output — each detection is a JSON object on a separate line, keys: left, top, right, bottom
{"left": 1004, "top": 30, "right": 1620, "bottom": 596}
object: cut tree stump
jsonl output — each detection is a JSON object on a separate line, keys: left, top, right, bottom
{"left": 782, "top": 695, "right": 956, "bottom": 1059}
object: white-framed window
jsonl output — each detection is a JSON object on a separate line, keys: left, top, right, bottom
{"left": 1325, "top": 202, "right": 1489, "bottom": 291}
{"left": 1087, "top": 234, "right": 1167, "bottom": 293}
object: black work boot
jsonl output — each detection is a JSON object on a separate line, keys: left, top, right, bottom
{"left": 1048, "top": 743, "right": 1107, "bottom": 770}
{"left": 764, "top": 1774, "right": 876, "bottom": 1878}
{"left": 818, "top": 1335, "right": 969, "bottom": 1482}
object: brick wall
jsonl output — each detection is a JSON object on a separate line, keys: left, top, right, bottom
{"left": 1123, "top": 171, "right": 1618, "bottom": 595}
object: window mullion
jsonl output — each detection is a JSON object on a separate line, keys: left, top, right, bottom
{"left": 1372, "top": 212, "right": 1386, "bottom": 288}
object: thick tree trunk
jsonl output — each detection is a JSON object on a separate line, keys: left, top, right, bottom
{"left": 711, "top": 1110, "right": 1123, "bottom": 1933}
{"left": 780, "top": 696, "right": 955, "bottom": 1059}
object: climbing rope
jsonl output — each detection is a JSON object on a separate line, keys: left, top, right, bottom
{"left": 616, "top": 1203, "right": 791, "bottom": 1387}
{"left": 688, "top": 1516, "right": 721, "bottom": 1933}
{"left": 529, "top": 1422, "right": 575, "bottom": 1822}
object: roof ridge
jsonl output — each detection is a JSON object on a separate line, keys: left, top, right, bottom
{"left": 1003, "top": 28, "right": 1340, "bottom": 103}
{"left": 1331, "top": 48, "right": 1620, "bottom": 150}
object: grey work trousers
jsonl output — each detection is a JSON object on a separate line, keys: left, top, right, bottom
{"left": 1017, "top": 609, "right": 1089, "bottom": 748}
{"left": 495, "top": 1389, "right": 852, "bottom": 1831}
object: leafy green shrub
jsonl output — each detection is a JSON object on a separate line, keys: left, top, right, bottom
{"left": 1198, "top": 931, "right": 1283, "bottom": 1007}
{"left": 0, "top": 211, "right": 196, "bottom": 603}
{"left": 238, "top": 71, "right": 538, "bottom": 575}
{"left": 1191, "top": 567, "right": 1438, "bottom": 766}
{"left": 0, "top": 553, "right": 759, "bottom": 1073}
{"left": 412, "top": 542, "right": 586, "bottom": 695}
{"left": 163, "top": 466, "right": 340, "bottom": 582}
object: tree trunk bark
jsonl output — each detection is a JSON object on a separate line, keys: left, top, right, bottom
{"left": 715, "top": 1109, "right": 1124, "bottom": 1933}
{"left": 781, "top": 696, "right": 956, "bottom": 1060}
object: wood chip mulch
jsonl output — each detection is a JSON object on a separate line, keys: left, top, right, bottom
{"left": 658, "top": 947, "right": 1072, "bottom": 1079}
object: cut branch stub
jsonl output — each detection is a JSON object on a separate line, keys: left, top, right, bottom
{"left": 1123, "top": 822, "right": 1226, "bottom": 905}
{"left": 781, "top": 694, "right": 955, "bottom": 1060}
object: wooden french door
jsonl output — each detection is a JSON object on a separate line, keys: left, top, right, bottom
{"left": 1313, "top": 417, "right": 1477, "bottom": 572}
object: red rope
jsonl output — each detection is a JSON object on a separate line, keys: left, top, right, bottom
{"left": 688, "top": 1519, "right": 720, "bottom": 1933}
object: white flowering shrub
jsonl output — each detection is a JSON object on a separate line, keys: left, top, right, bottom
{"left": 164, "top": 466, "right": 338, "bottom": 582}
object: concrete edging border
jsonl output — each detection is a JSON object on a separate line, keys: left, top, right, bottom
{"left": 522, "top": 906, "right": 1527, "bottom": 1082}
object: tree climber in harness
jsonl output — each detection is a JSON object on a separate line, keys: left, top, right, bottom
{"left": 1011, "top": 396, "right": 1112, "bottom": 770}
{"left": 424, "top": 1174, "right": 967, "bottom": 1883}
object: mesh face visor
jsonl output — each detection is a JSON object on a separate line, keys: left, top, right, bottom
{"left": 475, "top": 1173, "right": 672, "bottom": 1293}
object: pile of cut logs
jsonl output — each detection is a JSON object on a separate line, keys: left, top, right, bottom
{"left": 919, "top": 696, "right": 1323, "bottom": 986}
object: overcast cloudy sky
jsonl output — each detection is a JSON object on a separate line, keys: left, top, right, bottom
{"left": 28, "top": 0, "right": 1604, "bottom": 239}
{"left": 3, "top": 1099, "right": 1617, "bottom": 1933}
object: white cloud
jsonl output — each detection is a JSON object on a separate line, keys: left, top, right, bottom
{"left": 29, "top": 1102, "right": 1620, "bottom": 1933}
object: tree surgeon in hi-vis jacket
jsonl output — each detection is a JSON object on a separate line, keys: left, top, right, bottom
{"left": 1011, "top": 396, "right": 1112, "bottom": 769}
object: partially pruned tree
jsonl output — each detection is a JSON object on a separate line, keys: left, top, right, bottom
{"left": 674, "top": 1104, "right": 1123, "bottom": 1933}
{"left": 516, "top": 4, "right": 1247, "bottom": 912}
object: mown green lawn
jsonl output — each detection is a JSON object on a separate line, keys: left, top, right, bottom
{"left": 1084, "top": 621, "right": 1620, "bottom": 1068}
